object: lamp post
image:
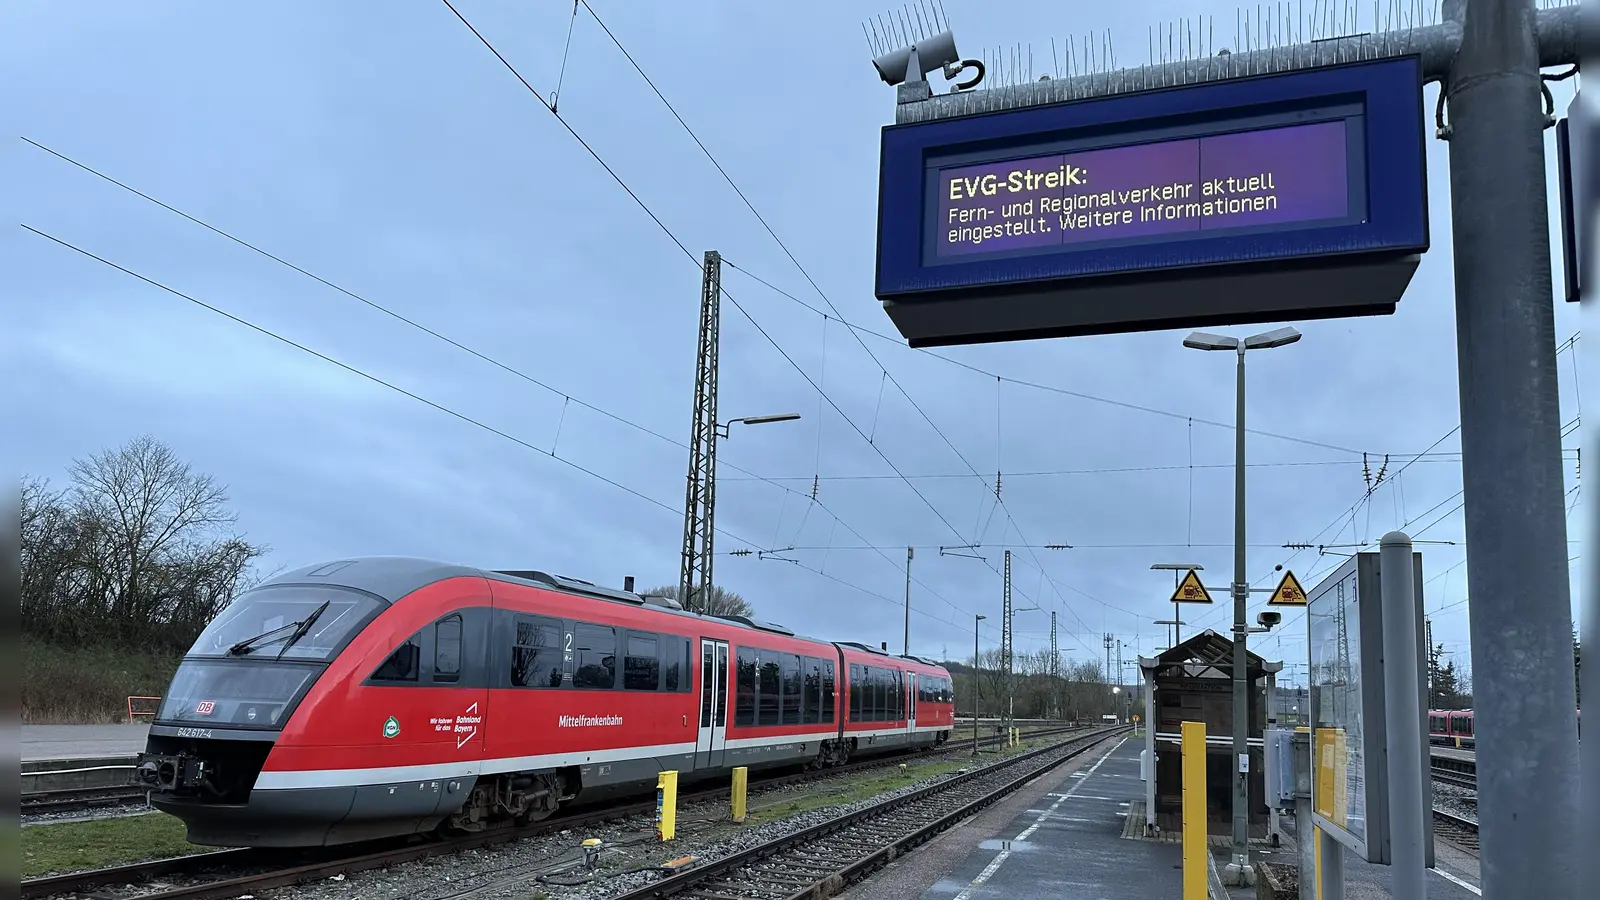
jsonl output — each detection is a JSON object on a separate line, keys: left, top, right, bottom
{"left": 715, "top": 413, "right": 802, "bottom": 438}
{"left": 1151, "top": 562, "right": 1203, "bottom": 647}
{"left": 681, "top": 412, "right": 801, "bottom": 613}
{"left": 972, "top": 613, "right": 985, "bottom": 757}
{"left": 904, "top": 546, "right": 914, "bottom": 656}
{"left": 1182, "top": 326, "right": 1300, "bottom": 883}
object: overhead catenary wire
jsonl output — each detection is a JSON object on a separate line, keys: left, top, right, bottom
{"left": 19, "top": 135, "right": 1007, "bottom": 638}
{"left": 561, "top": 0, "right": 1236, "bottom": 649}
{"left": 21, "top": 223, "right": 993, "bottom": 639}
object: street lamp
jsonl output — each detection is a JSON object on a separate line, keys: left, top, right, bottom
{"left": 1151, "top": 562, "right": 1204, "bottom": 647}
{"left": 715, "top": 413, "right": 801, "bottom": 438}
{"left": 1183, "top": 325, "right": 1300, "bottom": 882}
{"left": 972, "top": 614, "right": 985, "bottom": 757}
{"left": 682, "top": 412, "right": 801, "bottom": 613}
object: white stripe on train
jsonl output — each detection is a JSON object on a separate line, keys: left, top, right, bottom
{"left": 254, "top": 726, "right": 953, "bottom": 790}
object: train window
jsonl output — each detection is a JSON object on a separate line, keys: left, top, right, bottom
{"left": 735, "top": 647, "right": 757, "bottom": 726}
{"left": 433, "top": 615, "right": 462, "bottom": 684}
{"left": 781, "top": 655, "right": 802, "bottom": 725}
{"left": 759, "top": 657, "right": 782, "bottom": 726}
{"left": 371, "top": 632, "right": 421, "bottom": 682}
{"left": 512, "top": 615, "right": 563, "bottom": 688}
{"left": 868, "top": 667, "right": 882, "bottom": 722}
{"left": 802, "top": 658, "right": 821, "bottom": 726}
{"left": 572, "top": 623, "right": 616, "bottom": 689}
{"left": 625, "top": 634, "right": 660, "bottom": 691}
{"left": 822, "top": 661, "right": 835, "bottom": 723}
{"left": 665, "top": 637, "right": 686, "bottom": 692}
{"left": 849, "top": 664, "right": 863, "bottom": 720}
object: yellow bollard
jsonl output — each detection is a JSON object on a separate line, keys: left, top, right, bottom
{"left": 731, "top": 766, "right": 748, "bottom": 823}
{"left": 656, "top": 770, "right": 678, "bottom": 841}
{"left": 1181, "top": 720, "right": 1207, "bottom": 900}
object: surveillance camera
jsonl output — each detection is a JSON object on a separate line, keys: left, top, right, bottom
{"left": 1257, "top": 611, "right": 1282, "bottom": 628}
{"left": 872, "top": 30, "right": 961, "bottom": 86}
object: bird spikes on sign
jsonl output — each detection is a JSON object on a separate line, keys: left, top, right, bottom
{"left": 965, "top": 0, "right": 1488, "bottom": 103}
{"left": 862, "top": 0, "right": 951, "bottom": 59}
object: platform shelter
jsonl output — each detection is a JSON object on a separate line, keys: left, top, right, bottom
{"left": 1137, "top": 630, "right": 1282, "bottom": 839}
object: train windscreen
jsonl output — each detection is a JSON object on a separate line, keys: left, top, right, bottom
{"left": 185, "top": 584, "right": 384, "bottom": 661}
{"left": 155, "top": 660, "right": 322, "bottom": 729}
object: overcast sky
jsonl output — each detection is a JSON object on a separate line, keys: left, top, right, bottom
{"left": 6, "top": 0, "right": 1585, "bottom": 688}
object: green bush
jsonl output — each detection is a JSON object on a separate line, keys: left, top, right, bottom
{"left": 22, "top": 638, "right": 179, "bottom": 723}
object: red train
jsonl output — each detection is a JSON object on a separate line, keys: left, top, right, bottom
{"left": 1428, "top": 709, "right": 1475, "bottom": 747}
{"left": 1429, "top": 708, "right": 1581, "bottom": 748}
{"left": 134, "top": 557, "right": 957, "bottom": 847}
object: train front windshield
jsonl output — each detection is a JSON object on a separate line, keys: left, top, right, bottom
{"left": 156, "top": 585, "right": 385, "bottom": 729}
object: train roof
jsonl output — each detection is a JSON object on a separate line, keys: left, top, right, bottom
{"left": 254, "top": 556, "right": 909, "bottom": 652}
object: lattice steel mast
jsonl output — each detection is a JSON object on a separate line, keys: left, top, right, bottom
{"left": 1001, "top": 549, "right": 1013, "bottom": 732}
{"left": 678, "top": 251, "right": 722, "bottom": 614}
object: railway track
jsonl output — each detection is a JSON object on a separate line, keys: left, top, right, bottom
{"left": 1430, "top": 765, "right": 1477, "bottom": 790}
{"left": 22, "top": 787, "right": 151, "bottom": 816}
{"left": 24, "top": 724, "right": 1091, "bottom": 900}
{"left": 611, "top": 726, "right": 1129, "bottom": 900}
{"left": 1432, "top": 808, "right": 1479, "bottom": 854}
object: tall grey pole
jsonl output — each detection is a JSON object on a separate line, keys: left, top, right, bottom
{"left": 972, "top": 613, "right": 984, "bottom": 757}
{"left": 1229, "top": 343, "right": 1250, "bottom": 880}
{"left": 1577, "top": 41, "right": 1599, "bottom": 900}
{"left": 1445, "top": 1, "right": 1581, "bottom": 896}
{"left": 1380, "top": 533, "right": 1426, "bottom": 900}
{"left": 904, "top": 546, "right": 913, "bottom": 656}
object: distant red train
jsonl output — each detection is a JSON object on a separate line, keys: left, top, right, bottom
{"left": 1429, "top": 707, "right": 1580, "bottom": 748}
{"left": 135, "top": 558, "right": 956, "bottom": 847}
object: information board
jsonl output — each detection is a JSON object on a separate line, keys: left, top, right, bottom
{"left": 1305, "top": 551, "right": 1433, "bottom": 866}
{"left": 875, "top": 56, "right": 1428, "bottom": 348}
{"left": 933, "top": 120, "right": 1352, "bottom": 261}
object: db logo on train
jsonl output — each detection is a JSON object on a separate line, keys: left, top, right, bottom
{"left": 194, "top": 700, "right": 216, "bottom": 715}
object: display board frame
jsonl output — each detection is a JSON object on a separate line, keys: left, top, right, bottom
{"left": 1305, "top": 550, "right": 1433, "bottom": 866}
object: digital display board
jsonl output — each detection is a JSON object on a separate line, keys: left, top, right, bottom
{"left": 933, "top": 120, "right": 1351, "bottom": 260}
{"left": 875, "top": 56, "right": 1429, "bottom": 348}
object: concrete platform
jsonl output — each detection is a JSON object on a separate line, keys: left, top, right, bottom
{"left": 839, "top": 732, "right": 1179, "bottom": 900}
{"left": 1430, "top": 745, "right": 1476, "bottom": 763}
{"left": 23, "top": 724, "right": 149, "bottom": 761}
{"left": 1243, "top": 817, "right": 1483, "bottom": 899}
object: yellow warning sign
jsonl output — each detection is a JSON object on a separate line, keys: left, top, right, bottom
{"left": 1267, "top": 570, "right": 1308, "bottom": 606}
{"left": 1170, "top": 569, "right": 1213, "bottom": 603}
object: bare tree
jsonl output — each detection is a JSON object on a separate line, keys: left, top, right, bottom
{"left": 21, "top": 436, "right": 266, "bottom": 652}
{"left": 648, "top": 583, "right": 754, "bottom": 618}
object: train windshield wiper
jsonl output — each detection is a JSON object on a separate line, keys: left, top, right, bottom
{"left": 227, "top": 622, "right": 301, "bottom": 656}
{"left": 273, "top": 600, "right": 330, "bottom": 661}
{"left": 227, "top": 601, "right": 330, "bottom": 657}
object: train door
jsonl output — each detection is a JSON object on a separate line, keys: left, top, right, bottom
{"left": 905, "top": 672, "right": 917, "bottom": 735}
{"left": 696, "top": 639, "right": 730, "bottom": 770}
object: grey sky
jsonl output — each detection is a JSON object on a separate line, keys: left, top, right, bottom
{"left": 6, "top": 0, "right": 1584, "bottom": 687}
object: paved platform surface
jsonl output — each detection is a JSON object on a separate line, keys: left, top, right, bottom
{"left": 22, "top": 724, "right": 149, "bottom": 761}
{"left": 1430, "top": 745, "right": 1476, "bottom": 763}
{"left": 841, "top": 732, "right": 1178, "bottom": 900}
{"left": 1240, "top": 817, "right": 1483, "bottom": 899}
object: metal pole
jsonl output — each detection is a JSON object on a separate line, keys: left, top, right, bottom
{"left": 1379, "top": 533, "right": 1426, "bottom": 900}
{"left": 1445, "top": 1, "right": 1581, "bottom": 895}
{"left": 1144, "top": 665, "right": 1157, "bottom": 834}
{"left": 904, "top": 546, "right": 913, "bottom": 656}
{"left": 972, "top": 614, "right": 983, "bottom": 757}
{"left": 1317, "top": 827, "right": 1344, "bottom": 900}
{"left": 1229, "top": 343, "right": 1250, "bottom": 881}
{"left": 1292, "top": 729, "right": 1314, "bottom": 900}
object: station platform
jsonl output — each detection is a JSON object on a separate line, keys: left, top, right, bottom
{"left": 23, "top": 724, "right": 149, "bottom": 761}
{"left": 22, "top": 725, "right": 147, "bottom": 792}
{"left": 841, "top": 732, "right": 1179, "bottom": 900}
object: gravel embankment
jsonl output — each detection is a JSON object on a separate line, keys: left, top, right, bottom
{"left": 274, "top": 765, "right": 981, "bottom": 900}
